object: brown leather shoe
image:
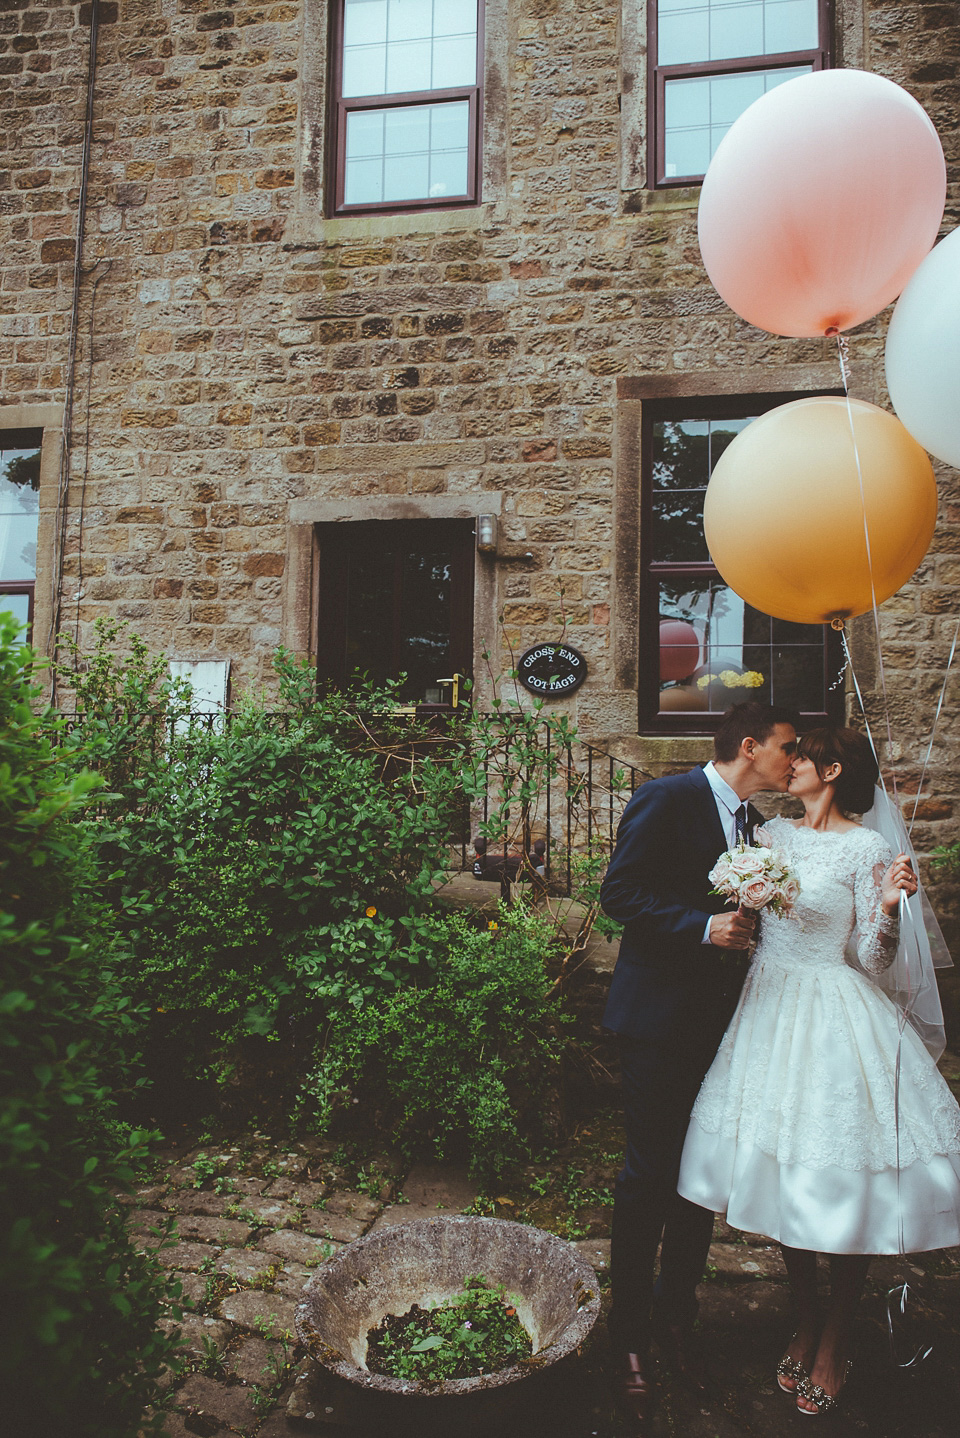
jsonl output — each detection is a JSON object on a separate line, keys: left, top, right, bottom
{"left": 613, "top": 1350, "right": 656, "bottom": 1428}
{"left": 653, "top": 1321, "right": 711, "bottom": 1395}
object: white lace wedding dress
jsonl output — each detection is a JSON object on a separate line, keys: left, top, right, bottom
{"left": 678, "top": 817, "right": 960, "bottom": 1253}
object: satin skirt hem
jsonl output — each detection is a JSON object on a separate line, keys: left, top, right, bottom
{"left": 678, "top": 1126, "right": 960, "bottom": 1255}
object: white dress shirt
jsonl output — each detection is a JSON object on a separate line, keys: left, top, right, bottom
{"left": 702, "top": 761, "right": 748, "bottom": 945}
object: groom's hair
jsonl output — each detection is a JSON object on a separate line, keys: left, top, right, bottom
{"left": 714, "top": 702, "right": 799, "bottom": 763}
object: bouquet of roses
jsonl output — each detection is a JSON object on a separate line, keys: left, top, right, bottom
{"left": 708, "top": 831, "right": 800, "bottom": 919}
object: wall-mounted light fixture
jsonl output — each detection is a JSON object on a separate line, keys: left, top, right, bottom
{"left": 476, "top": 514, "right": 498, "bottom": 553}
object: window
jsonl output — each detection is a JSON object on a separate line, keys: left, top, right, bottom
{"left": 0, "top": 430, "right": 42, "bottom": 639}
{"left": 330, "top": 0, "right": 482, "bottom": 215}
{"left": 316, "top": 519, "right": 475, "bottom": 701}
{"left": 650, "top": 0, "right": 830, "bottom": 186}
{"left": 641, "top": 396, "right": 842, "bottom": 732}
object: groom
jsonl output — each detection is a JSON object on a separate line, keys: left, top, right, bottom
{"left": 600, "top": 701, "right": 798, "bottom": 1423}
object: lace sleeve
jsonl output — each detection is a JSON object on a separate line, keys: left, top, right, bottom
{"left": 854, "top": 843, "right": 899, "bottom": 976}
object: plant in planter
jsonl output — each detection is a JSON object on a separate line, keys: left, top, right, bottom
{"left": 365, "top": 1275, "right": 531, "bottom": 1383}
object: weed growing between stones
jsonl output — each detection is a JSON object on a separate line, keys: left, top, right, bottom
{"left": 365, "top": 1275, "right": 532, "bottom": 1383}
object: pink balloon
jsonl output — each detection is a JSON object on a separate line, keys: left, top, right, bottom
{"left": 698, "top": 69, "right": 945, "bottom": 339}
{"left": 659, "top": 619, "right": 701, "bottom": 682}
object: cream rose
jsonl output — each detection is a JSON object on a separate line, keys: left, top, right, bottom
{"left": 740, "top": 874, "right": 776, "bottom": 908}
{"left": 779, "top": 877, "right": 801, "bottom": 906}
{"left": 730, "top": 850, "right": 765, "bottom": 878}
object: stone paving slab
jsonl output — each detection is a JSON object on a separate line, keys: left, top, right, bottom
{"left": 257, "top": 1229, "right": 343, "bottom": 1267}
{"left": 217, "top": 1289, "right": 298, "bottom": 1337}
{"left": 159, "top": 1314, "right": 233, "bottom": 1362}
{"left": 234, "top": 1195, "right": 302, "bottom": 1229}
{"left": 175, "top": 1372, "right": 258, "bottom": 1433}
{"left": 226, "top": 1334, "right": 285, "bottom": 1385}
{"left": 152, "top": 1240, "right": 216, "bottom": 1272}
{"left": 172, "top": 1190, "right": 233, "bottom": 1218}
{"left": 175, "top": 1214, "right": 254, "bottom": 1246}
{"left": 273, "top": 1259, "right": 313, "bottom": 1298}
{"left": 215, "top": 1247, "right": 277, "bottom": 1285}
{"left": 324, "top": 1190, "right": 380, "bottom": 1223}
{"left": 369, "top": 1162, "right": 479, "bottom": 1230}
{"left": 300, "top": 1209, "right": 367, "bottom": 1243}
{"left": 263, "top": 1176, "right": 328, "bottom": 1206}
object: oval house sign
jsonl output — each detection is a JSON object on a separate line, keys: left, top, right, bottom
{"left": 517, "top": 643, "right": 588, "bottom": 697}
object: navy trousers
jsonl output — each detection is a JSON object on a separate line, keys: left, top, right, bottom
{"left": 608, "top": 1033, "right": 719, "bottom": 1354}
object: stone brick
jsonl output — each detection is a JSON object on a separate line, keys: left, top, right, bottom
{"left": 174, "top": 1214, "right": 254, "bottom": 1246}
{"left": 217, "top": 1289, "right": 298, "bottom": 1336}
{"left": 522, "top": 438, "right": 557, "bottom": 462}
{"left": 39, "top": 237, "right": 74, "bottom": 263}
{"left": 243, "top": 553, "right": 284, "bottom": 578}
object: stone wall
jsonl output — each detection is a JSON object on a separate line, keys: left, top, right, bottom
{"left": 3, "top": 0, "right": 960, "bottom": 952}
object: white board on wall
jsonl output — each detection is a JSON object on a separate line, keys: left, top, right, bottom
{"left": 168, "top": 660, "right": 230, "bottom": 713}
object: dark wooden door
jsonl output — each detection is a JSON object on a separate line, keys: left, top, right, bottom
{"left": 316, "top": 519, "right": 475, "bottom": 702}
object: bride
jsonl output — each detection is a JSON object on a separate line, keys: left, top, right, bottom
{"left": 677, "top": 726, "right": 960, "bottom": 1416}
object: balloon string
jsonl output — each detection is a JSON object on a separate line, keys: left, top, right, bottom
{"left": 907, "top": 611, "right": 960, "bottom": 837}
{"left": 835, "top": 334, "right": 900, "bottom": 808}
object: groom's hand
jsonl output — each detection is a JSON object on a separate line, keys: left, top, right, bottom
{"left": 709, "top": 911, "right": 756, "bottom": 948}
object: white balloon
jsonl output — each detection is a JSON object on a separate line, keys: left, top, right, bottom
{"left": 886, "top": 227, "right": 960, "bottom": 469}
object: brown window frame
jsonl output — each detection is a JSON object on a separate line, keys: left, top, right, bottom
{"left": 328, "top": 0, "right": 484, "bottom": 217}
{"left": 0, "top": 425, "right": 43, "bottom": 644}
{"left": 649, "top": 0, "right": 833, "bottom": 189}
{"left": 640, "top": 392, "right": 845, "bottom": 735}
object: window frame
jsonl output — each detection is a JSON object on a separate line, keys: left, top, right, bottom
{"left": 0, "top": 426, "right": 43, "bottom": 644}
{"left": 328, "top": 0, "right": 484, "bottom": 217}
{"left": 648, "top": 0, "right": 833, "bottom": 189}
{"left": 639, "top": 392, "right": 844, "bottom": 734}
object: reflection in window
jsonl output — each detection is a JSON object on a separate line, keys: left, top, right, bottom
{"left": 0, "top": 437, "right": 41, "bottom": 636}
{"left": 333, "top": 0, "right": 481, "bottom": 213}
{"left": 646, "top": 408, "right": 837, "bottom": 727}
{"left": 652, "top": 0, "right": 827, "bottom": 184}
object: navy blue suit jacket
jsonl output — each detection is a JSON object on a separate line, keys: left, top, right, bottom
{"left": 600, "top": 766, "right": 763, "bottom": 1047}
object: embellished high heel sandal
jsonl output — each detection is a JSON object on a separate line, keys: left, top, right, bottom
{"left": 796, "top": 1360, "right": 852, "bottom": 1417}
{"left": 776, "top": 1333, "right": 814, "bottom": 1395}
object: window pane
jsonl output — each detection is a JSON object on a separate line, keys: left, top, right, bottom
{"left": 343, "top": 44, "right": 387, "bottom": 98}
{"left": 652, "top": 419, "right": 709, "bottom": 489}
{"left": 657, "top": 0, "right": 818, "bottom": 64}
{"left": 0, "top": 446, "right": 40, "bottom": 584}
{"left": 346, "top": 109, "right": 385, "bottom": 158}
{"left": 384, "top": 151, "right": 431, "bottom": 201}
{"left": 388, "top": 0, "right": 433, "bottom": 42}
{"left": 657, "top": 574, "right": 826, "bottom": 713}
{"left": 384, "top": 104, "right": 431, "bottom": 154}
{"left": 764, "top": 0, "right": 819, "bottom": 53}
{"left": 710, "top": 3, "right": 764, "bottom": 62}
{"left": 344, "top": 154, "right": 384, "bottom": 205}
{"left": 434, "top": 0, "right": 476, "bottom": 37}
{"left": 432, "top": 33, "right": 477, "bottom": 87}
{"left": 344, "top": 0, "right": 388, "bottom": 46}
{"left": 0, "top": 590, "right": 30, "bottom": 629}
{"left": 653, "top": 491, "right": 711, "bottom": 562}
{"left": 345, "top": 0, "right": 478, "bottom": 98}
{"left": 345, "top": 101, "right": 468, "bottom": 205}
{"left": 0, "top": 512, "right": 38, "bottom": 581}
{"left": 386, "top": 37, "right": 432, "bottom": 92}
{"left": 664, "top": 64, "right": 810, "bottom": 178}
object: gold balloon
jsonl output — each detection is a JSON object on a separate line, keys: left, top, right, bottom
{"left": 703, "top": 397, "right": 937, "bottom": 625}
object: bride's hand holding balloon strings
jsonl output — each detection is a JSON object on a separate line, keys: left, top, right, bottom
{"left": 882, "top": 854, "right": 918, "bottom": 916}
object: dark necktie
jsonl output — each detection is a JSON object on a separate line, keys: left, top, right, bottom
{"left": 735, "top": 803, "right": 750, "bottom": 846}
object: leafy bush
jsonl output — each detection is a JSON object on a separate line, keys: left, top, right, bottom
{"left": 305, "top": 905, "right": 568, "bottom": 1180}
{"left": 0, "top": 617, "right": 181, "bottom": 1435}
{"left": 57, "top": 629, "right": 466, "bottom": 1105}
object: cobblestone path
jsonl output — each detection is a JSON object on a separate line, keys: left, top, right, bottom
{"left": 131, "top": 1128, "right": 960, "bottom": 1438}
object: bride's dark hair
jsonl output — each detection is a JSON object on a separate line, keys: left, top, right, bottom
{"left": 798, "top": 727, "right": 878, "bottom": 815}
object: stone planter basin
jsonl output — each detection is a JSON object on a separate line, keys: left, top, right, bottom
{"left": 294, "top": 1215, "right": 600, "bottom": 1431}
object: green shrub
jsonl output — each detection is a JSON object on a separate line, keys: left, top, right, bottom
{"left": 0, "top": 616, "right": 181, "bottom": 1435}
{"left": 305, "top": 905, "right": 568, "bottom": 1181}
{"left": 57, "top": 632, "right": 466, "bottom": 1101}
